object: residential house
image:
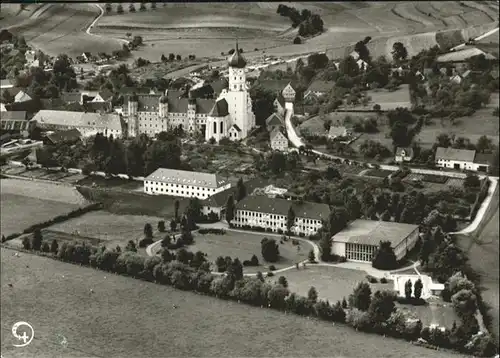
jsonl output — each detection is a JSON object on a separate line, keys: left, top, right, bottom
{"left": 0, "top": 111, "right": 29, "bottom": 137}
{"left": 265, "top": 113, "right": 284, "bottom": 132}
{"left": 14, "top": 90, "right": 32, "bottom": 103}
{"left": 270, "top": 127, "right": 288, "bottom": 151}
{"left": 233, "top": 195, "right": 330, "bottom": 236}
{"left": 273, "top": 93, "right": 286, "bottom": 116}
{"left": 304, "top": 80, "right": 334, "bottom": 99}
{"left": 395, "top": 147, "right": 414, "bottom": 163}
{"left": 435, "top": 146, "right": 492, "bottom": 172}
{"left": 81, "top": 52, "right": 93, "bottom": 63}
{"left": 450, "top": 74, "right": 463, "bottom": 84}
{"left": 31, "top": 110, "right": 124, "bottom": 138}
{"left": 0, "top": 79, "right": 14, "bottom": 89}
{"left": 357, "top": 59, "right": 368, "bottom": 72}
{"left": 143, "top": 168, "right": 231, "bottom": 199}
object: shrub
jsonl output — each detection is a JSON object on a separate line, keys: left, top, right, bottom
{"left": 197, "top": 228, "right": 226, "bottom": 235}
{"left": 41, "top": 242, "right": 50, "bottom": 253}
{"left": 346, "top": 308, "right": 372, "bottom": 331}
{"left": 267, "top": 272, "right": 274, "bottom": 277}
{"left": 380, "top": 277, "right": 388, "bottom": 284}
{"left": 293, "top": 36, "right": 302, "bottom": 44}
{"left": 261, "top": 238, "right": 280, "bottom": 262}
{"left": 269, "top": 265, "right": 276, "bottom": 271}
{"left": 366, "top": 275, "right": 378, "bottom": 283}
{"left": 22, "top": 236, "right": 31, "bottom": 250}
{"left": 138, "top": 237, "right": 153, "bottom": 248}
{"left": 250, "top": 254, "right": 259, "bottom": 266}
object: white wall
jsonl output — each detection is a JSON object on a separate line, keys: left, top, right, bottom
{"left": 144, "top": 180, "right": 230, "bottom": 200}
{"left": 394, "top": 228, "right": 419, "bottom": 261}
{"left": 435, "top": 159, "right": 487, "bottom": 172}
{"left": 332, "top": 241, "right": 346, "bottom": 257}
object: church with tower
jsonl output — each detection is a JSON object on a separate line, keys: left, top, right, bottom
{"left": 123, "top": 42, "right": 255, "bottom": 142}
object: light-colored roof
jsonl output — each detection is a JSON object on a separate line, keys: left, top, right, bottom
{"left": 0, "top": 79, "right": 13, "bottom": 89}
{"left": 395, "top": 147, "right": 414, "bottom": 157}
{"left": 145, "top": 168, "right": 228, "bottom": 189}
{"left": 307, "top": 80, "right": 334, "bottom": 93}
{"left": 328, "top": 126, "right": 348, "bottom": 137}
{"left": 31, "top": 110, "right": 123, "bottom": 132}
{"left": 435, "top": 146, "right": 476, "bottom": 162}
{"left": 332, "top": 219, "right": 418, "bottom": 247}
{"left": 15, "top": 91, "right": 32, "bottom": 103}
{"left": 436, "top": 47, "right": 497, "bottom": 63}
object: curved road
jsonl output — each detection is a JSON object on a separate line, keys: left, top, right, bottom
{"left": 85, "top": 4, "right": 128, "bottom": 44}
{"left": 451, "top": 26, "right": 499, "bottom": 51}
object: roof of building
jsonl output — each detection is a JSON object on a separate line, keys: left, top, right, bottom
{"left": 97, "top": 89, "right": 113, "bottom": 101}
{"left": 209, "top": 98, "right": 229, "bottom": 117}
{"left": 435, "top": 146, "right": 476, "bottom": 162}
{"left": 474, "top": 152, "right": 494, "bottom": 165}
{"left": 120, "top": 87, "right": 156, "bottom": 95}
{"left": 276, "top": 93, "right": 285, "bottom": 107}
{"left": 202, "top": 177, "right": 273, "bottom": 208}
{"left": 256, "top": 80, "right": 295, "bottom": 94}
{"left": 0, "top": 111, "right": 27, "bottom": 121}
{"left": 0, "top": 79, "right": 14, "bottom": 88}
{"left": 227, "top": 42, "right": 247, "bottom": 68}
{"left": 230, "top": 124, "right": 241, "bottom": 132}
{"left": 270, "top": 127, "right": 286, "bottom": 141}
{"left": 61, "top": 92, "right": 82, "bottom": 103}
{"left": 145, "top": 168, "right": 228, "bottom": 189}
{"left": 31, "top": 110, "right": 123, "bottom": 132}
{"left": 1, "top": 86, "right": 22, "bottom": 99}
{"left": 266, "top": 113, "right": 283, "bottom": 127}
{"left": 46, "top": 129, "right": 82, "bottom": 144}
{"left": 328, "top": 126, "right": 348, "bottom": 137}
{"left": 307, "top": 80, "right": 334, "bottom": 93}
{"left": 85, "top": 101, "right": 111, "bottom": 112}
{"left": 436, "top": 46, "right": 497, "bottom": 63}
{"left": 332, "top": 219, "right": 419, "bottom": 247}
{"left": 210, "top": 78, "right": 229, "bottom": 94}
{"left": 236, "top": 195, "right": 330, "bottom": 221}
{"left": 15, "top": 91, "right": 32, "bottom": 103}
{"left": 396, "top": 147, "right": 414, "bottom": 157}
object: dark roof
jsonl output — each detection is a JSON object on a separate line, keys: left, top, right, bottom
{"left": 266, "top": 113, "right": 283, "bottom": 127}
{"left": 85, "top": 101, "right": 111, "bottom": 112}
{"left": 196, "top": 99, "right": 216, "bottom": 114}
{"left": 1, "top": 111, "right": 26, "bottom": 121}
{"left": 230, "top": 124, "right": 241, "bottom": 132}
{"left": 120, "top": 87, "right": 156, "bottom": 95}
{"left": 209, "top": 98, "right": 229, "bottom": 117}
{"left": 189, "top": 84, "right": 214, "bottom": 99}
{"left": 474, "top": 152, "right": 494, "bottom": 165}
{"left": 46, "top": 129, "right": 82, "bottom": 144}
{"left": 61, "top": 92, "right": 82, "bottom": 103}
{"left": 256, "top": 80, "right": 293, "bottom": 93}
{"left": 307, "top": 80, "right": 334, "bottom": 93}
{"left": 0, "top": 119, "right": 29, "bottom": 131}
{"left": 228, "top": 43, "right": 247, "bottom": 68}
{"left": 1, "top": 87, "right": 22, "bottom": 99}
{"left": 236, "top": 195, "right": 330, "bottom": 221}
{"left": 98, "top": 89, "right": 113, "bottom": 101}
{"left": 202, "top": 177, "right": 273, "bottom": 208}
{"left": 275, "top": 93, "right": 285, "bottom": 107}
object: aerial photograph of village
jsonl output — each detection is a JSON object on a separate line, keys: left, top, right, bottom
{"left": 0, "top": 1, "right": 499, "bottom": 357}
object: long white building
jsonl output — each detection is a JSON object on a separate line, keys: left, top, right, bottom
{"left": 233, "top": 195, "right": 330, "bottom": 236}
{"left": 143, "top": 168, "right": 231, "bottom": 199}
{"left": 124, "top": 42, "right": 255, "bottom": 142}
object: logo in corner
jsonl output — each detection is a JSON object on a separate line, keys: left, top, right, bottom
{"left": 12, "top": 321, "right": 34, "bottom": 348}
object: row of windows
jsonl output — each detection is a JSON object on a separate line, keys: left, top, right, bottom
{"left": 145, "top": 187, "right": 210, "bottom": 198}
{"left": 236, "top": 211, "right": 321, "bottom": 225}
{"left": 145, "top": 182, "right": 217, "bottom": 192}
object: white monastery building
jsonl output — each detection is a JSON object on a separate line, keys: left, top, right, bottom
{"left": 124, "top": 42, "right": 255, "bottom": 142}
{"left": 435, "top": 146, "right": 493, "bottom": 172}
{"left": 331, "top": 219, "right": 419, "bottom": 262}
{"left": 233, "top": 195, "right": 330, "bottom": 236}
{"left": 144, "top": 168, "right": 231, "bottom": 199}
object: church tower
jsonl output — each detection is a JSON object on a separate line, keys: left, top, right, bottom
{"left": 127, "top": 93, "right": 139, "bottom": 137}
{"left": 227, "top": 41, "right": 253, "bottom": 139}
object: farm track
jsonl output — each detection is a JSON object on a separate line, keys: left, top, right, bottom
{"left": 45, "top": 6, "right": 98, "bottom": 45}
{"left": 415, "top": 3, "right": 448, "bottom": 27}
{"left": 392, "top": 4, "right": 429, "bottom": 27}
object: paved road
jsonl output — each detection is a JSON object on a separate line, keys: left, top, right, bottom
{"left": 86, "top": 4, "right": 128, "bottom": 44}
{"left": 451, "top": 27, "right": 499, "bottom": 51}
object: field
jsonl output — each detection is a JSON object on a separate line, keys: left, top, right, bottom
{"left": 0, "top": 178, "right": 90, "bottom": 236}
{"left": 341, "top": 85, "right": 412, "bottom": 112}
{"left": 47, "top": 211, "right": 167, "bottom": 248}
{"left": 0, "top": 248, "right": 470, "bottom": 358}
{"left": 181, "top": 231, "right": 311, "bottom": 272}
{"left": 268, "top": 265, "right": 460, "bottom": 328}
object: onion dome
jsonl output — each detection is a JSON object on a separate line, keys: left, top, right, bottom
{"left": 227, "top": 41, "right": 247, "bottom": 68}
{"left": 159, "top": 95, "right": 168, "bottom": 103}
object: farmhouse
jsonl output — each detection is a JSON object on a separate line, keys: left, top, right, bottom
{"left": 270, "top": 127, "right": 288, "bottom": 151}
{"left": 392, "top": 274, "right": 445, "bottom": 299}
{"left": 233, "top": 195, "right": 330, "bottom": 236}
{"left": 331, "top": 220, "right": 419, "bottom": 262}
{"left": 328, "top": 126, "right": 351, "bottom": 139}
{"left": 124, "top": 42, "right": 255, "bottom": 142}
{"left": 434, "top": 146, "right": 492, "bottom": 172}
{"left": 144, "top": 168, "right": 231, "bottom": 199}
{"left": 31, "top": 110, "right": 124, "bottom": 138}
{"left": 395, "top": 147, "right": 414, "bottom": 163}
{"left": 304, "top": 80, "right": 334, "bottom": 99}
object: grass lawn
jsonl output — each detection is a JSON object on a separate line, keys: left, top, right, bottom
{"left": 0, "top": 193, "right": 81, "bottom": 237}
{"left": 76, "top": 176, "right": 143, "bottom": 191}
{"left": 48, "top": 211, "right": 168, "bottom": 248}
{"left": 0, "top": 248, "right": 469, "bottom": 358}
{"left": 275, "top": 265, "right": 460, "bottom": 328}
{"left": 184, "top": 231, "right": 310, "bottom": 273}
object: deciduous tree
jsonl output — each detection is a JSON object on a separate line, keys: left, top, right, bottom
{"left": 349, "top": 282, "right": 372, "bottom": 311}
{"left": 413, "top": 278, "right": 423, "bottom": 299}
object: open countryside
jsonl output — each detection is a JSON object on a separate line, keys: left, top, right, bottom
{"left": 1, "top": 1, "right": 499, "bottom": 357}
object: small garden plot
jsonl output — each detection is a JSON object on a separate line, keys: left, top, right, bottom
{"left": 446, "top": 178, "right": 464, "bottom": 188}
{"left": 76, "top": 176, "right": 143, "bottom": 191}
{"left": 40, "top": 171, "right": 72, "bottom": 181}
{"left": 59, "top": 173, "right": 87, "bottom": 183}
{"left": 41, "top": 229, "right": 103, "bottom": 246}
{"left": 364, "top": 169, "right": 393, "bottom": 178}
{"left": 48, "top": 211, "right": 167, "bottom": 248}
{"left": 403, "top": 173, "right": 424, "bottom": 183}
{"left": 21, "top": 169, "right": 47, "bottom": 178}
{"left": 269, "top": 266, "right": 368, "bottom": 303}
{"left": 421, "top": 174, "right": 448, "bottom": 184}
{"left": 3, "top": 166, "right": 27, "bottom": 175}
{"left": 397, "top": 300, "right": 460, "bottom": 329}
{"left": 185, "top": 231, "right": 310, "bottom": 272}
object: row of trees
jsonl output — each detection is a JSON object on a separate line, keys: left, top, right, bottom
{"left": 276, "top": 4, "right": 324, "bottom": 37}
{"left": 107, "top": 2, "right": 160, "bottom": 14}
{"left": 18, "top": 224, "right": 497, "bottom": 357}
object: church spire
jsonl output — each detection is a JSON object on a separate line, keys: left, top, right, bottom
{"left": 228, "top": 39, "right": 247, "bottom": 68}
